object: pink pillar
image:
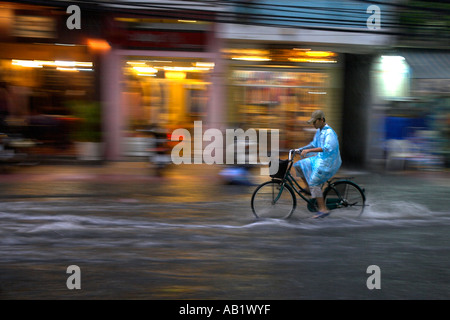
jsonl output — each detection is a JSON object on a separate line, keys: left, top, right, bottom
{"left": 101, "top": 49, "right": 123, "bottom": 160}
{"left": 207, "top": 23, "right": 226, "bottom": 130}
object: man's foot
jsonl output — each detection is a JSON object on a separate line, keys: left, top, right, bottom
{"left": 312, "top": 211, "right": 330, "bottom": 219}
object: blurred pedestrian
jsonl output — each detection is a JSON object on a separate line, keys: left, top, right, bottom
{"left": 0, "top": 82, "right": 11, "bottom": 132}
{"left": 294, "top": 110, "right": 342, "bottom": 218}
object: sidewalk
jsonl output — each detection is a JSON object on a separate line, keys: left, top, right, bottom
{"left": 1, "top": 159, "right": 448, "bottom": 184}
{"left": 0, "top": 161, "right": 448, "bottom": 205}
{"left": 0, "top": 161, "right": 222, "bottom": 182}
{"left": 0, "top": 161, "right": 241, "bottom": 202}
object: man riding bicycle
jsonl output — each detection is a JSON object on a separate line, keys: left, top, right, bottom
{"left": 294, "top": 110, "right": 342, "bottom": 218}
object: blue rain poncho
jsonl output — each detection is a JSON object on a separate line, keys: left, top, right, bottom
{"left": 294, "top": 124, "right": 342, "bottom": 187}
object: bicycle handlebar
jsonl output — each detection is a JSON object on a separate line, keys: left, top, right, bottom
{"left": 289, "top": 148, "right": 310, "bottom": 161}
{"left": 288, "top": 149, "right": 300, "bottom": 161}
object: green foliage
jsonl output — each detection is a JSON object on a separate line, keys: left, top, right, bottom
{"left": 399, "top": 1, "right": 450, "bottom": 39}
{"left": 69, "top": 101, "right": 102, "bottom": 142}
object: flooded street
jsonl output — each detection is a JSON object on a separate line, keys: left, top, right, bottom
{"left": 0, "top": 165, "right": 449, "bottom": 300}
{"left": 2, "top": 0, "right": 450, "bottom": 305}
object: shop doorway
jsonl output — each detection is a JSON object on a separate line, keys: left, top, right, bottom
{"left": 120, "top": 56, "right": 215, "bottom": 157}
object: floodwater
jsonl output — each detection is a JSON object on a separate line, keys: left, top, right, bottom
{"left": 0, "top": 170, "right": 449, "bottom": 300}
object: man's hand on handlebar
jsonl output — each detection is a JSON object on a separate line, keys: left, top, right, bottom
{"left": 299, "top": 148, "right": 309, "bottom": 158}
{"left": 290, "top": 148, "right": 309, "bottom": 159}
{"left": 289, "top": 148, "right": 304, "bottom": 160}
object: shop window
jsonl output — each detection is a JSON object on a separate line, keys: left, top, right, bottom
{"left": 230, "top": 70, "right": 329, "bottom": 150}
{"left": 121, "top": 57, "right": 213, "bottom": 156}
{"left": 0, "top": 54, "right": 95, "bottom": 157}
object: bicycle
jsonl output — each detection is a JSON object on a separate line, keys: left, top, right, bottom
{"left": 251, "top": 149, "right": 366, "bottom": 219}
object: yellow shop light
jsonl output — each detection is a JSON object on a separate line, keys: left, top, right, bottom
{"left": 12, "top": 60, "right": 43, "bottom": 68}
{"left": 11, "top": 59, "right": 93, "bottom": 69}
{"left": 232, "top": 56, "right": 272, "bottom": 62}
{"left": 305, "top": 51, "right": 336, "bottom": 58}
{"left": 288, "top": 51, "right": 337, "bottom": 63}
{"left": 56, "top": 67, "right": 79, "bottom": 72}
{"left": 163, "top": 66, "right": 210, "bottom": 72}
{"left": 165, "top": 71, "right": 186, "bottom": 80}
{"left": 194, "top": 62, "right": 215, "bottom": 68}
{"left": 132, "top": 66, "right": 158, "bottom": 73}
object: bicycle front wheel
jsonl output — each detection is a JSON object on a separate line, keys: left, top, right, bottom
{"left": 324, "top": 181, "right": 366, "bottom": 217}
{"left": 251, "top": 180, "right": 296, "bottom": 219}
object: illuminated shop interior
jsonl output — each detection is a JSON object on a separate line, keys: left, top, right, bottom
{"left": 223, "top": 47, "right": 339, "bottom": 150}
{"left": 121, "top": 57, "right": 215, "bottom": 136}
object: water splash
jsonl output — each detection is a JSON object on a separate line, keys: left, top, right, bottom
{"left": 1, "top": 198, "right": 449, "bottom": 237}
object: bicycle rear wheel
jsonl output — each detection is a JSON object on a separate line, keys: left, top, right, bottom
{"left": 323, "top": 181, "right": 366, "bottom": 217}
{"left": 251, "top": 180, "right": 296, "bottom": 219}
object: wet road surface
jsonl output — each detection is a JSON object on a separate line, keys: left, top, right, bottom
{"left": 0, "top": 164, "right": 449, "bottom": 299}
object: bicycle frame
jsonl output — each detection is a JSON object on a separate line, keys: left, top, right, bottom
{"left": 272, "top": 149, "right": 315, "bottom": 208}
{"left": 252, "top": 149, "right": 366, "bottom": 218}
{"left": 271, "top": 149, "right": 366, "bottom": 214}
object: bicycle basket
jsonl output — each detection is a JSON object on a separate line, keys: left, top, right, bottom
{"left": 269, "top": 159, "right": 290, "bottom": 179}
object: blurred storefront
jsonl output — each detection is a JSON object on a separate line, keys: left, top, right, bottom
{"left": 369, "top": 51, "right": 450, "bottom": 170}
{"left": 102, "top": 13, "right": 343, "bottom": 159}
{"left": 222, "top": 47, "right": 342, "bottom": 151}
{"left": 121, "top": 57, "right": 213, "bottom": 128}
{"left": 0, "top": 1, "right": 397, "bottom": 165}
{"left": 0, "top": 2, "right": 99, "bottom": 160}
{"left": 103, "top": 15, "right": 223, "bottom": 159}
{"left": 406, "top": 50, "right": 450, "bottom": 168}
{"left": 95, "top": 0, "right": 396, "bottom": 165}
{"left": 218, "top": 0, "right": 394, "bottom": 164}
{"left": 119, "top": 56, "right": 216, "bottom": 157}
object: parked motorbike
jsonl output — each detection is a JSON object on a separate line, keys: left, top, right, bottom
{"left": 0, "top": 132, "right": 34, "bottom": 171}
{"left": 138, "top": 126, "right": 172, "bottom": 176}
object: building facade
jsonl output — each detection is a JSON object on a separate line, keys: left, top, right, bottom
{"left": 3, "top": 0, "right": 412, "bottom": 168}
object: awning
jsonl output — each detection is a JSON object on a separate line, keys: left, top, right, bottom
{"left": 401, "top": 50, "right": 450, "bottom": 79}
